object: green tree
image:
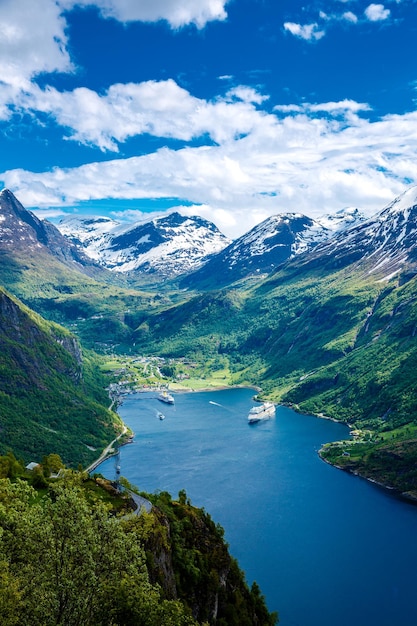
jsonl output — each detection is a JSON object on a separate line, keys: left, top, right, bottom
{"left": 0, "top": 452, "right": 23, "bottom": 479}
{"left": 0, "top": 478, "right": 198, "bottom": 626}
{"left": 42, "top": 453, "right": 65, "bottom": 476}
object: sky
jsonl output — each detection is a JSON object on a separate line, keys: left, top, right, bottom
{"left": 0, "top": 0, "right": 416, "bottom": 238}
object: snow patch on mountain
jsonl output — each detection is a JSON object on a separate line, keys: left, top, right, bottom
{"left": 58, "top": 212, "right": 230, "bottom": 276}
{"left": 316, "top": 207, "right": 366, "bottom": 232}
{"left": 308, "top": 185, "right": 417, "bottom": 281}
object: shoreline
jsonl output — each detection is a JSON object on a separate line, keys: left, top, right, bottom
{"left": 91, "top": 387, "right": 417, "bottom": 507}
{"left": 170, "top": 383, "right": 262, "bottom": 394}
{"left": 284, "top": 402, "right": 417, "bottom": 506}
{"left": 87, "top": 383, "right": 260, "bottom": 473}
{"left": 319, "top": 451, "right": 417, "bottom": 505}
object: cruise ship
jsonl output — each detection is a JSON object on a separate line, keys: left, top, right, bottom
{"left": 158, "top": 390, "right": 175, "bottom": 404}
{"left": 247, "top": 402, "right": 275, "bottom": 424}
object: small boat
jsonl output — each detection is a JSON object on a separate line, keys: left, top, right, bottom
{"left": 158, "top": 412, "right": 165, "bottom": 420}
{"left": 248, "top": 402, "right": 275, "bottom": 424}
{"left": 158, "top": 391, "right": 175, "bottom": 404}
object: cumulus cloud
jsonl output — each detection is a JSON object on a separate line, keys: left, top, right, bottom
{"left": 284, "top": 1, "right": 394, "bottom": 41}
{"left": 0, "top": 0, "right": 415, "bottom": 238}
{"left": 0, "top": 0, "right": 72, "bottom": 118}
{"left": 364, "top": 4, "right": 391, "bottom": 21}
{"left": 342, "top": 11, "right": 358, "bottom": 23}
{"left": 283, "top": 22, "right": 326, "bottom": 41}
{"left": 0, "top": 0, "right": 229, "bottom": 120}
{"left": 15, "top": 80, "right": 270, "bottom": 151}
{"left": 3, "top": 102, "right": 417, "bottom": 237}
{"left": 225, "top": 86, "right": 269, "bottom": 105}
{"left": 60, "top": 0, "right": 229, "bottom": 28}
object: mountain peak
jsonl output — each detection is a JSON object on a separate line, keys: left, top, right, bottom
{"left": 301, "top": 186, "right": 417, "bottom": 282}
{"left": 381, "top": 185, "right": 417, "bottom": 215}
{"left": 58, "top": 212, "right": 231, "bottom": 277}
{"left": 180, "top": 212, "right": 331, "bottom": 289}
{"left": 0, "top": 191, "right": 102, "bottom": 273}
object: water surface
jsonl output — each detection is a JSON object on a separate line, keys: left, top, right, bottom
{"left": 98, "top": 388, "right": 417, "bottom": 626}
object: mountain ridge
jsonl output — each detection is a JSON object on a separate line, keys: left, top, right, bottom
{"left": 0, "top": 188, "right": 102, "bottom": 275}
{"left": 57, "top": 204, "right": 366, "bottom": 287}
{"left": 58, "top": 211, "right": 231, "bottom": 277}
{"left": 0, "top": 285, "right": 121, "bottom": 465}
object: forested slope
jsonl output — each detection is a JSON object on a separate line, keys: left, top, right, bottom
{"left": 0, "top": 287, "right": 122, "bottom": 466}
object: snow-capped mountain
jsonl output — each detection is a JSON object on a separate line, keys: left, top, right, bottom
{"left": 316, "top": 206, "right": 366, "bottom": 232}
{"left": 180, "top": 209, "right": 365, "bottom": 289}
{"left": 303, "top": 186, "right": 417, "bottom": 282}
{"left": 0, "top": 189, "right": 99, "bottom": 273}
{"left": 58, "top": 212, "right": 230, "bottom": 277}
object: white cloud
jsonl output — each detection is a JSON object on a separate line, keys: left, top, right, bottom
{"left": 307, "top": 100, "right": 371, "bottom": 114}
{"left": 0, "top": 0, "right": 229, "bottom": 121}
{"left": 225, "top": 86, "right": 269, "bottom": 105}
{"left": 342, "top": 11, "right": 358, "bottom": 23}
{"left": 3, "top": 102, "right": 417, "bottom": 237}
{"left": 15, "top": 80, "right": 270, "bottom": 150}
{"left": 284, "top": 2, "right": 394, "bottom": 41}
{"left": 60, "top": 0, "right": 229, "bottom": 28}
{"left": 0, "top": 0, "right": 415, "bottom": 238}
{"left": 274, "top": 100, "right": 371, "bottom": 117}
{"left": 364, "top": 4, "right": 391, "bottom": 21}
{"left": 283, "top": 22, "right": 326, "bottom": 41}
{"left": 0, "top": 0, "right": 72, "bottom": 119}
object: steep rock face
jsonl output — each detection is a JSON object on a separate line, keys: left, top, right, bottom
{"left": 58, "top": 212, "right": 230, "bottom": 277}
{"left": 0, "top": 288, "right": 82, "bottom": 388}
{"left": 0, "top": 189, "right": 101, "bottom": 273}
{"left": 0, "top": 287, "right": 118, "bottom": 465}
{"left": 180, "top": 213, "right": 329, "bottom": 289}
{"left": 143, "top": 493, "right": 276, "bottom": 625}
{"left": 301, "top": 186, "right": 417, "bottom": 281}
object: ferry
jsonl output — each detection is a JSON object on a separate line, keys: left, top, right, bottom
{"left": 248, "top": 402, "right": 275, "bottom": 424}
{"left": 158, "top": 390, "right": 175, "bottom": 404}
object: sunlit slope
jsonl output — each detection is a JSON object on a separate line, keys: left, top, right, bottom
{"left": 0, "top": 287, "right": 122, "bottom": 465}
{"left": 131, "top": 191, "right": 417, "bottom": 492}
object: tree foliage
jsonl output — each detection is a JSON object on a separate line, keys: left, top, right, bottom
{"left": 0, "top": 477, "right": 198, "bottom": 626}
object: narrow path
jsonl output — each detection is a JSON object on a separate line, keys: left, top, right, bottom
{"left": 85, "top": 424, "right": 127, "bottom": 474}
{"left": 124, "top": 488, "right": 152, "bottom": 515}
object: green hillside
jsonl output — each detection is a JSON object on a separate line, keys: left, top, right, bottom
{"left": 0, "top": 471, "right": 277, "bottom": 626}
{"left": 0, "top": 245, "right": 195, "bottom": 356}
{"left": 0, "top": 287, "right": 123, "bottom": 466}
{"left": 129, "top": 260, "right": 417, "bottom": 496}
{"left": 2, "top": 189, "right": 417, "bottom": 495}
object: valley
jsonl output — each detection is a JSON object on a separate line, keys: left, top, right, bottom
{"left": 1, "top": 186, "right": 417, "bottom": 497}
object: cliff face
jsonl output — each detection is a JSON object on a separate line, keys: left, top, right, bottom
{"left": 142, "top": 491, "right": 277, "bottom": 626}
{"left": 0, "top": 288, "right": 82, "bottom": 387}
{"left": 0, "top": 287, "right": 118, "bottom": 466}
{"left": 0, "top": 188, "right": 100, "bottom": 272}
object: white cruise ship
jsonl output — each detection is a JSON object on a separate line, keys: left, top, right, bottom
{"left": 158, "top": 390, "right": 175, "bottom": 404}
{"left": 247, "top": 402, "right": 275, "bottom": 424}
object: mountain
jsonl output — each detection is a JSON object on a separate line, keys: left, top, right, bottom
{"left": 316, "top": 206, "right": 366, "bottom": 232}
{"left": 58, "top": 212, "right": 230, "bottom": 277}
{"left": 131, "top": 185, "right": 417, "bottom": 496}
{"left": 0, "top": 187, "right": 118, "bottom": 307}
{"left": 303, "top": 186, "right": 417, "bottom": 280}
{"left": 0, "top": 188, "right": 102, "bottom": 275}
{"left": 181, "top": 208, "right": 365, "bottom": 289}
{"left": 0, "top": 286, "right": 121, "bottom": 466}
{"left": 0, "top": 189, "right": 167, "bottom": 348}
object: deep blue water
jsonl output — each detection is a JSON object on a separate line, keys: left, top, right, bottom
{"left": 98, "top": 388, "right": 417, "bottom": 626}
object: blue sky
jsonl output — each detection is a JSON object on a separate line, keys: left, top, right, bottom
{"left": 0, "top": 0, "right": 416, "bottom": 237}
